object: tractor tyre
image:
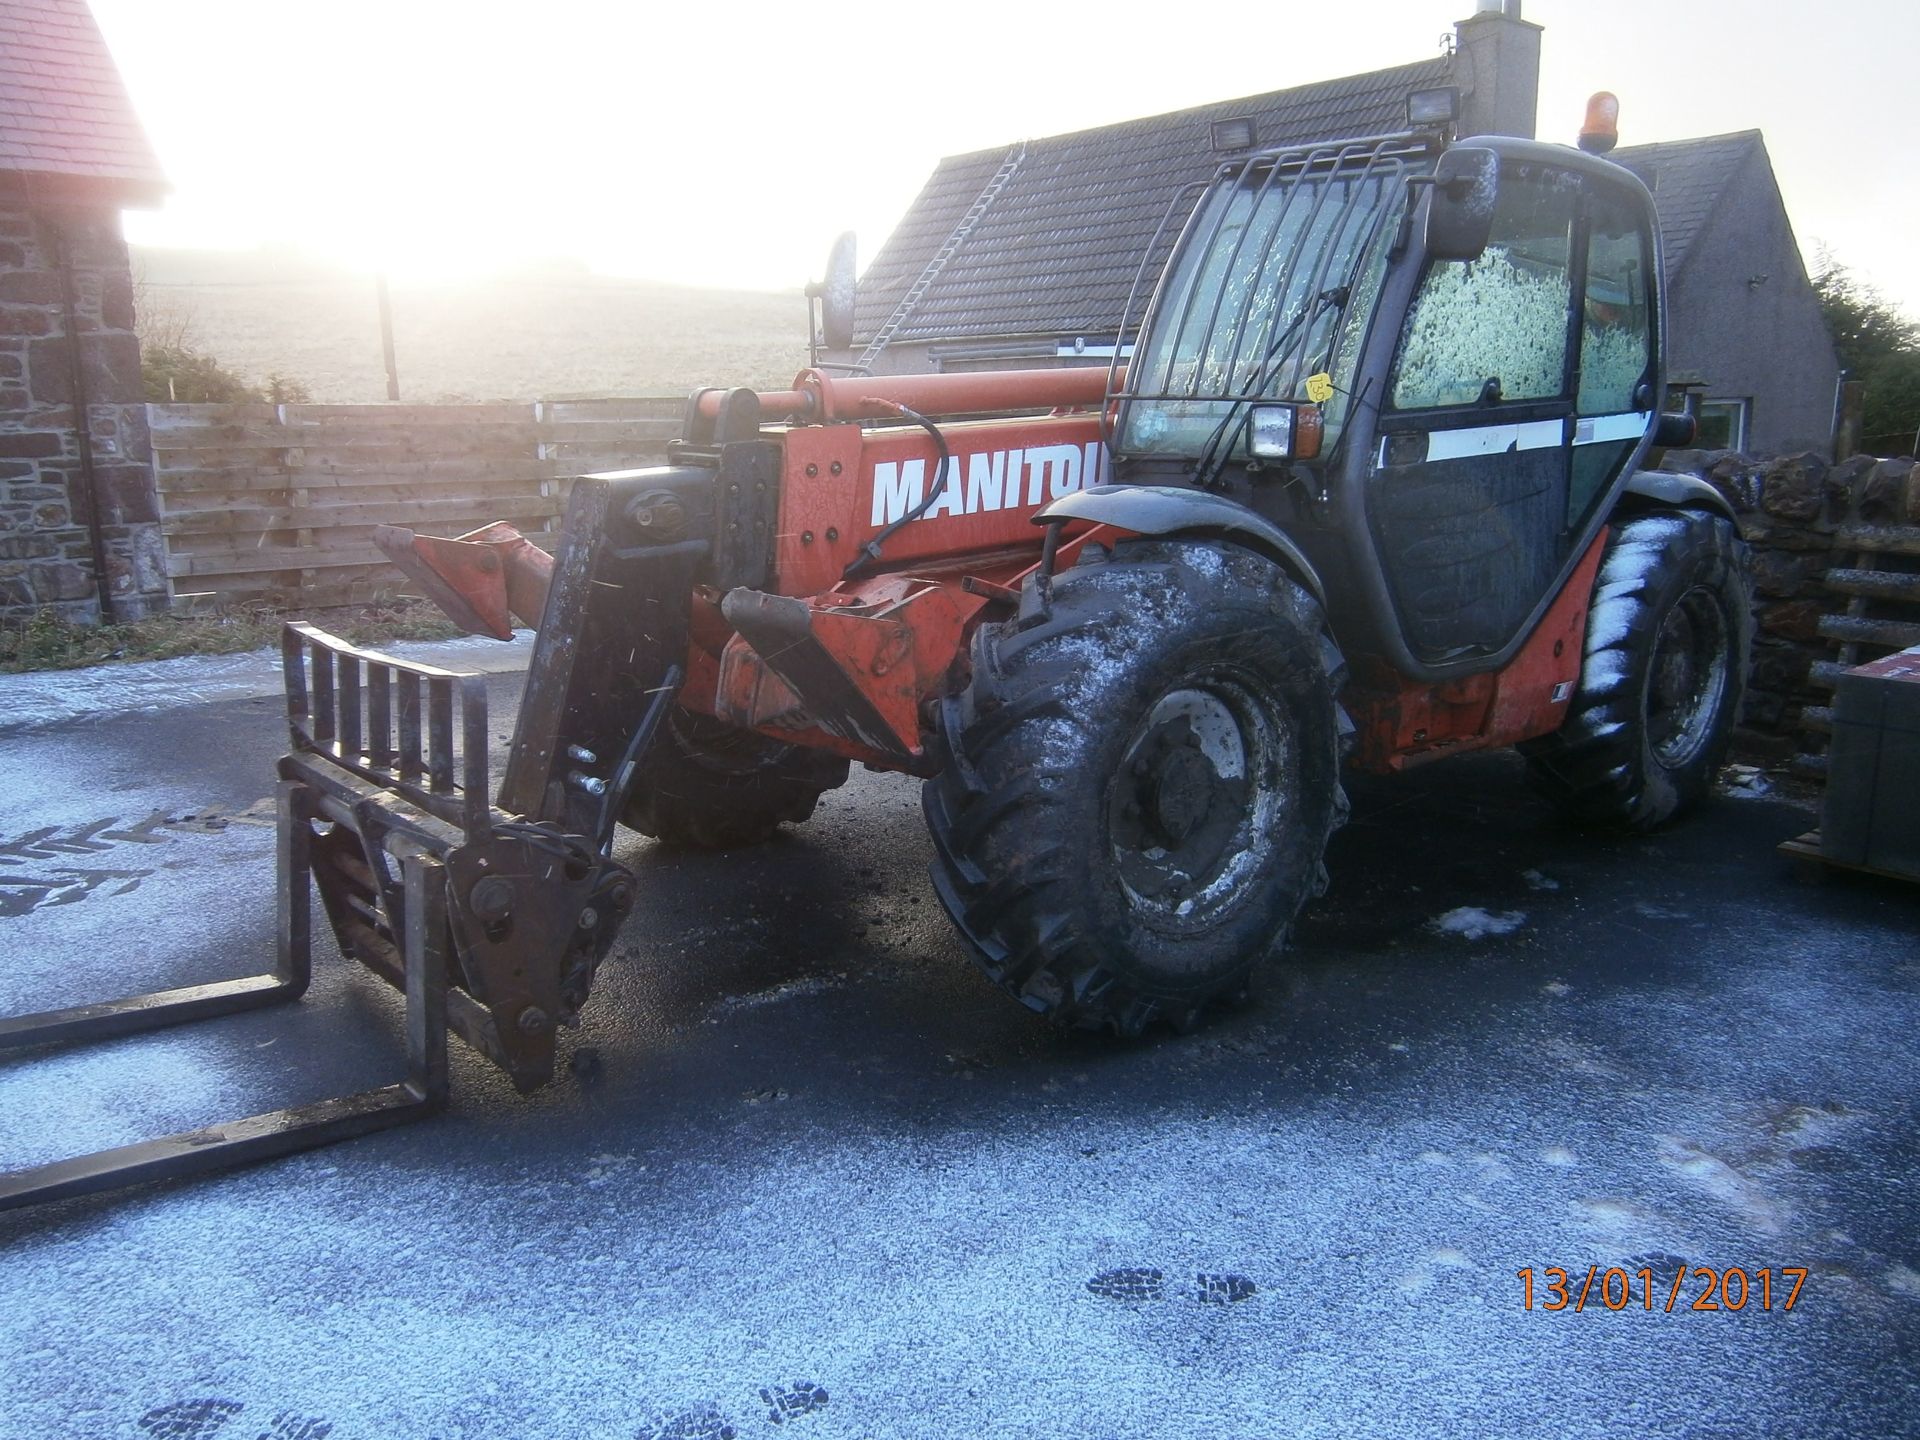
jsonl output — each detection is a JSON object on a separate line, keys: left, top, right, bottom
{"left": 1519, "top": 510, "right": 1751, "bottom": 832}
{"left": 621, "top": 710, "right": 849, "bottom": 850}
{"left": 923, "top": 538, "right": 1349, "bottom": 1037}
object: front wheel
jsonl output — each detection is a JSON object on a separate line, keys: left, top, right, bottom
{"left": 923, "top": 539, "right": 1348, "bottom": 1036}
{"left": 621, "top": 710, "right": 849, "bottom": 849}
{"left": 1520, "top": 510, "right": 1752, "bottom": 831}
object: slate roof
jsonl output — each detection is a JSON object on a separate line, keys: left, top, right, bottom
{"left": 1610, "top": 130, "right": 1760, "bottom": 279}
{"left": 0, "top": 0, "right": 165, "bottom": 200}
{"left": 856, "top": 57, "right": 1454, "bottom": 348}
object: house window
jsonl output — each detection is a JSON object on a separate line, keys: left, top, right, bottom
{"left": 1696, "top": 399, "right": 1749, "bottom": 451}
{"left": 1055, "top": 338, "right": 1134, "bottom": 360}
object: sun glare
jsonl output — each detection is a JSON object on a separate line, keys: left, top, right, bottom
{"left": 87, "top": 0, "right": 1920, "bottom": 315}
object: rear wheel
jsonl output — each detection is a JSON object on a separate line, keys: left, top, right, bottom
{"left": 621, "top": 710, "right": 848, "bottom": 849}
{"left": 923, "top": 539, "right": 1348, "bottom": 1036}
{"left": 1520, "top": 510, "right": 1751, "bottom": 831}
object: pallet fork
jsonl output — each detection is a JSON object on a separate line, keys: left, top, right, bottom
{"left": 0, "top": 622, "right": 651, "bottom": 1212}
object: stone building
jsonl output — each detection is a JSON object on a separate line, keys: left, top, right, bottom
{"left": 841, "top": 3, "right": 1839, "bottom": 456}
{"left": 1612, "top": 131, "right": 1839, "bottom": 454}
{"left": 0, "top": 0, "right": 169, "bottom": 622}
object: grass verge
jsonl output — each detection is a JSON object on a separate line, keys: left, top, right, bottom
{"left": 0, "top": 600, "right": 466, "bottom": 673}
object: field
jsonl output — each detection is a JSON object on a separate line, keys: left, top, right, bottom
{"left": 132, "top": 247, "right": 812, "bottom": 404}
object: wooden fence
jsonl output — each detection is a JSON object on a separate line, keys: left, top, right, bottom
{"left": 149, "top": 398, "right": 684, "bottom": 606}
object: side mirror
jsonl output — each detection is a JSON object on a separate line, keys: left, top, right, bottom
{"left": 1653, "top": 410, "right": 1697, "bottom": 447}
{"left": 808, "top": 232, "right": 858, "bottom": 351}
{"left": 1424, "top": 146, "right": 1499, "bottom": 261}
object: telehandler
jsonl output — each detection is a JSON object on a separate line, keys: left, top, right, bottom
{"left": 1, "top": 93, "right": 1747, "bottom": 1207}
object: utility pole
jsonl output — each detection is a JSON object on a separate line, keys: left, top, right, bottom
{"left": 1834, "top": 379, "right": 1865, "bottom": 461}
{"left": 376, "top": 273, "right": 401, "bottom": 401}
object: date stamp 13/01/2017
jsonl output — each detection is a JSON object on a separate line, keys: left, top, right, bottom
{"left": 1518, "top": 1265, "right": 1809, "bottom": 1314}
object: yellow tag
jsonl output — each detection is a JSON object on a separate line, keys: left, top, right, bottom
{"left": 1305, "top": 372, "right": 1334, "bottom": 404}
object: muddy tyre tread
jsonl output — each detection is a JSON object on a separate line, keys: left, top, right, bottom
{"left": 924, "top": 539, "right": 1348, "bottom": 1037}
{"left": 622, "top": 711, "right": 849, "bottom": 850}
{"left": 1519, "top": 509, "right": 1751, "bottom": 832}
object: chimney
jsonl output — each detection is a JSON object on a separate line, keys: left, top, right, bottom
{"left": 1454, "top": 1, "right": 1543, "bottom": 139}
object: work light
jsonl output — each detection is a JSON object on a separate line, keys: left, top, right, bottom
{"left": 1407, "top": 87, "right": 1460, "bottom": 131}
{"left": 1247, "top": 404, "right": 1295, "bottom": 459}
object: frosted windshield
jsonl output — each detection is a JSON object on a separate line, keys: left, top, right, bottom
{"left": 1120, "top": 161, "right": 1414, "bottom": 458}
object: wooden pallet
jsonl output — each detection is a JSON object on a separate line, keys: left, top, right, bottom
{"left": 1800, "top": 522, "right": 1920, "bottom": 779}
{"left": 1778, "top": 828, "right": 1920, "bottom": 885}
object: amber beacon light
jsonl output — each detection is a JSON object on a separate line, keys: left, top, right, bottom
{"left": 1578, "top": 92, "right": 1620, "bottom": 154}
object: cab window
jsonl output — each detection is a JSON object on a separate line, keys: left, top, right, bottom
{"left": 1577, "top": 191, "right": 1652, "bottom": 413}
{"left": 1389, "top": 166, "right": 1579, "bottom": 410}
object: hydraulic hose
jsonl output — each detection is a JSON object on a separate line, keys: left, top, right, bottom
{"left": 842, "top": 401, "right": 952, "bottom": 579}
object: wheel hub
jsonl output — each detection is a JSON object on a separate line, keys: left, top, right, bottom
{"left": 1107, "top": 683, "right": 1285, "bottom": 924}
{"left": 1144, "top": 733, "right": 1219, "bottom": 844}
{"left": 1646, "top": 585, "right": 1730, "bottom": 768}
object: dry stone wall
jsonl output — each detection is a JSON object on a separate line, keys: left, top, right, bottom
{"left": 0, "top": 202, "right": 168, "bottom": 622}
{"left": 1656, "top": 446, "right": 1920, "bottom": 771}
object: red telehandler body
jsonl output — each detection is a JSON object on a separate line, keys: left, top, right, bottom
{"left": 3, "top": 102, "right": 1749, "bottom": 1208}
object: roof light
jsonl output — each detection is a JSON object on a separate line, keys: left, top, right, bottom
{"left": 1210, "top": 117, "right": 1256, "bottom": 153}
{"left": 1578, "top": 92, "right": 1620, "bottom": 154}
{"left": 1407, "top": 87, "right": 1460, "bottom": 133}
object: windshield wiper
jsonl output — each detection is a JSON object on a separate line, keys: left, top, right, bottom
{"left": 1188, "top": 284, "right": 1348, "bottom": 492}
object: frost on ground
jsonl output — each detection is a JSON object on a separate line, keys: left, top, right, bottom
{"left": 706, "top": 974, "right": 844, "bottom": 1020}
{"left": 1429, "top": 906, "right": 1526, "bottom": 940}
{"left": 0, "top": 631, "right": 533, "bottom": 732}
{"left": 1656, "top": 1134, "right": 1788, "bottom": 1235}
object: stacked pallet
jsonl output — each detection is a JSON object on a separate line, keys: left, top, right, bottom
{"left": 1658, "top": 448, "right": 1919, "bottom": 777}
{"left": 1803, "top": 513, "right": 1920, "bottom": 776}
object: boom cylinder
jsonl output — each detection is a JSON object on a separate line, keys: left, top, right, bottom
{"left": 700, "top": 366, "right": 1119, "bottom": 423}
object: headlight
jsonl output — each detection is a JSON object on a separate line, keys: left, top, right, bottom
{"left": 1247, "top": 404, "right": 1295, "bottom": 459}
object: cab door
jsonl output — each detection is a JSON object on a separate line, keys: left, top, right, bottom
{"left": 1366, "top": 159, "right": 1654, "bottom": 664}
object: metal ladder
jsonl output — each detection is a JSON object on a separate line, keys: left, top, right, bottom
{"left": 855, "top": 142, "right": 1026, "bottom": 374}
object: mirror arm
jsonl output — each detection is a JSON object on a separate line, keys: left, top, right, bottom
{"left": 803, "top": 281, "right": 823, "bottom": 369}
{"left": 1390, "top": 177, "right": 1431, "bottom": 259}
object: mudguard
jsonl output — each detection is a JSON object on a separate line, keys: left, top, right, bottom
{"left": 1034, "top": 485, "right": 1326, "bottom": 604}
{"left": 1620, "top": 470, "right": 1738, "bottom": 525}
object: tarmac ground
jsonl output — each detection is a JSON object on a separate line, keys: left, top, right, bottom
{"left": 0, "top": 645, "right": 1915, "bottom": 1439}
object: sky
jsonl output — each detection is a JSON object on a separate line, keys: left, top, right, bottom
{"left": 91, "top": 0, "right": 1920, "bottom": 317}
